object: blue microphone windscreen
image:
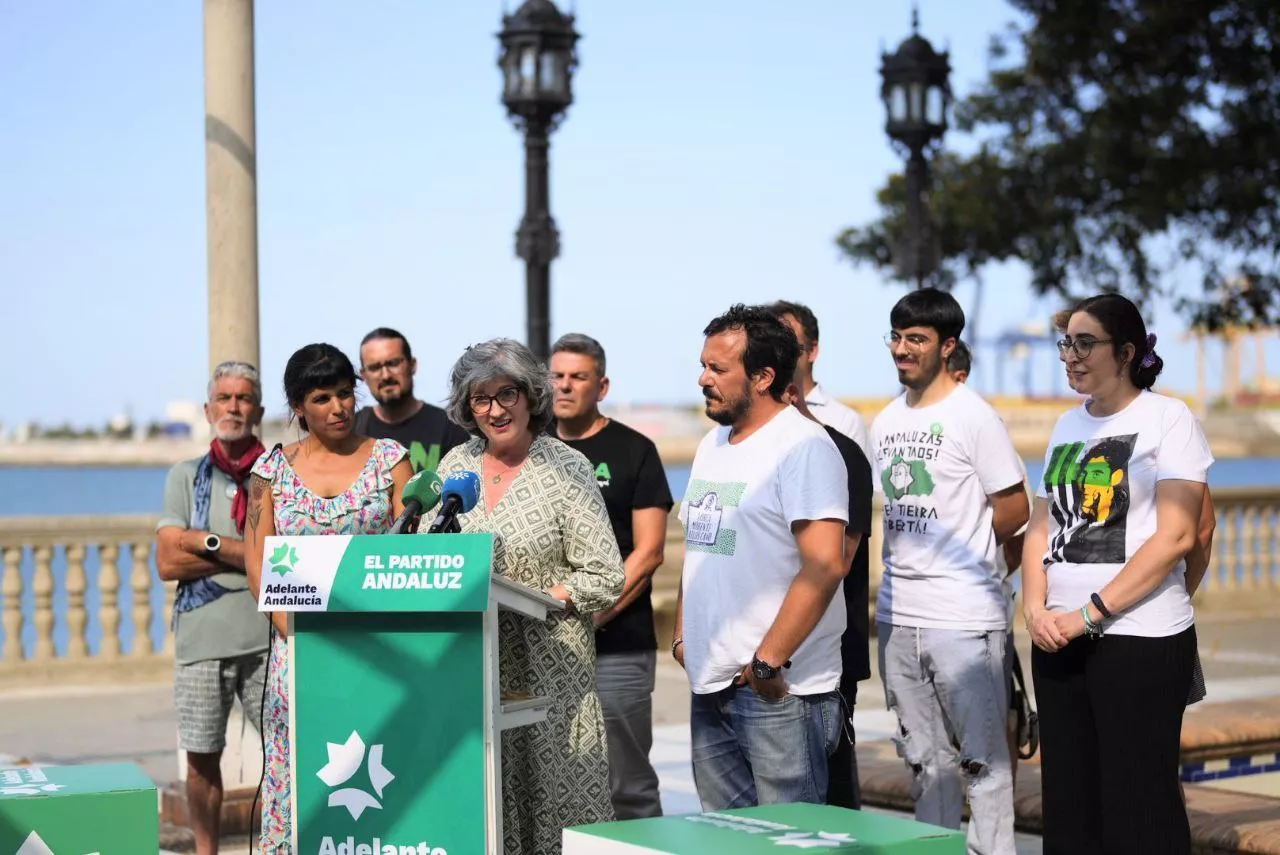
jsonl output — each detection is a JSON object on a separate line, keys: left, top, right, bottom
{"left": 442, "top": 470, "right": 482, "bottom": 513}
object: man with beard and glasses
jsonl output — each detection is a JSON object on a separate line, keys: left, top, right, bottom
{"left": 549, "top": 332, "right": 673, "bottom": 820}
{"left": 871, "top": 289, "right": 1028, "bottom": 855}
{"left": 156, "top": 361, "right": 271, "bottom": 855}
{"left": 355, "top": 327, "right": 469, "bottom": 474}
{"left": 675, "top": 303, "right": 849, "bottom": 809}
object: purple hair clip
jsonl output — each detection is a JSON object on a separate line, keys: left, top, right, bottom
{"left": 1141, "top": 333, "right": 1158, "bottom": 368}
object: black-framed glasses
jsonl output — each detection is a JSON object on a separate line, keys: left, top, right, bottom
{"left": 884, "top": 331, "right": 932, "bottom": 351}
{"left": 1056, "top": 336, "right": 1112, "bottom": 359}
{"left": 362, "top": 356, "right": 407, "bottom": 375}
{"left": 469, "top": 386, "right": 522, "bottom": 414}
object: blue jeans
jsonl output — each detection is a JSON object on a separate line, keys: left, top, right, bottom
{"left": 879, "top": 624, "right": 1015, "bottom": 855}
{"left": 690, "top": 683, "right": 841, "bottom": 810}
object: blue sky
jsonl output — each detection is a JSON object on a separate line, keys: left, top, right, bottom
{"left": 0, "top": 1, "right": 1264, "bottom": 426}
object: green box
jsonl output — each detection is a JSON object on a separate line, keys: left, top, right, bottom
{"left": 563, "top": 803, "right": 965, "bottom": 854}
{"left": 0, "top": 763, "right": 157, "bottom": 854}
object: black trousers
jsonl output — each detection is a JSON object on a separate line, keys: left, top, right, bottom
{"left": 826, "top": 676, "right": 861, "bottom": 809}
{"left": 1032, "top": 625, "right": 1196, "bottom": 855}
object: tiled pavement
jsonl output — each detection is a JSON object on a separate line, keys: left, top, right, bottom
{"left": 11, "top": 609, "right": 1280, "bottom": 854}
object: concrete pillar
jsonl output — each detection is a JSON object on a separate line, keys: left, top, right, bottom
{"left": 204, "top": 0, "right": 260, "bottom": 374}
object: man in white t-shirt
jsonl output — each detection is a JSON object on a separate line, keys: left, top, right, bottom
{"left": 872, "top": 290, "right": 1029, "bottom": 855}
{"left": 769, "top": 300, "right": 872, "bottom": 461}
{"left": 674, "top": 303, "right": 850, "bottom": 810}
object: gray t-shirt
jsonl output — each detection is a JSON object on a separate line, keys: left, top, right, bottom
{"left": 158, "top": 457, "right": 270, "bottom": 665}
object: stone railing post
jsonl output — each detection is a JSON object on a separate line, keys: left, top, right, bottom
{"left": 2, "top": 546, "right": 22, "bottom": 662}
{"left": 31, "top": 546, "right": 55, "bottom": 661}
{"left": 131, "top": 541, "right": 154, "bottom": 657}
{"left": 99, "top": 543, "right": 123, "bottom": 660}
{"left": 65, "top": 543, "right": 88, "bottom": 659}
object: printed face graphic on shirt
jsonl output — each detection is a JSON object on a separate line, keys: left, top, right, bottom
{"left": 683, "top": 480, "right": 744, "bottom": 556}
{"left": 1044, "top": 434, "right": 1136, "bottom": 564}
{"left": 1080, "top": 454, "right": 1125, "bottom": 523}
{"left": 882, "top": 456, "right": 935, "bottom": 500}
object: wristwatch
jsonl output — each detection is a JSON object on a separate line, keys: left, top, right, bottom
{"left": 751, "top": 655, "right": 791, "bottom": 681}
{"left": 203, "top": 533, "right": 222, "bottom": 554}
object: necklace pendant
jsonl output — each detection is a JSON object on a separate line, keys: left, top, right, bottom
{"left": 493, "top": 474, "right": 502, "bottom": 485}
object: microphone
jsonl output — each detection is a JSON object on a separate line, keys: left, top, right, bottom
{"left": 390, "top": 469, "right": 444, "bottom": 534}
{"left": 426, "top": 471, "right": 482, "bottom": 534}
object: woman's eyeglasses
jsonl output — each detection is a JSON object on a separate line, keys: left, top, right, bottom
{"left": 469, "top": 386, "right": 522, "bottom": 414}
{"left": 1056, "top": 337, "right": 1112, "bottom": 359}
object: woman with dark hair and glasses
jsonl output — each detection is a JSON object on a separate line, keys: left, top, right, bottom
{"left": 1022, "top": 293, "right": 1213, "bottom": 854}
{"left": 244, "top": 343, "right": 413, "bottom": 852}
{"left": 437, "top": 338, "right": 624, "bottom": 855}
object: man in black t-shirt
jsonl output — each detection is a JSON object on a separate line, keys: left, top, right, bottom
{"left": 355, "top": 328, "right": 470, "bottom": 473}
{"left": 550, "top": 333, "right": 674, "bottom": 820}
{"left": 784, "top": 376, "right": 873, "bottom": 810}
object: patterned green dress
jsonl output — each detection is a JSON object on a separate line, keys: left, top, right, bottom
{"left": 439, "top": 434, "right": 625, "bottom": 854}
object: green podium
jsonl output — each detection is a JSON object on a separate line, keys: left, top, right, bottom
{"left": 563, "top": 803, "right": 965, "bottom": 854}
{"left": 257, "top": 532, "right": 563, "bottom": 855}
{"left": 0, "top": 762, "right": 157, "bottom": 854}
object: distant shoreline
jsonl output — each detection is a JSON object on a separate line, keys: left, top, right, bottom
{"left": 0, "top": 436, "right": 699, "bottom": 468}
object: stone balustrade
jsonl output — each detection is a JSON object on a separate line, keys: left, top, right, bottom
{"left": 0, "top": 486, "right": 1275, "bottom": 685}
{"left": 0, "top": 514, "right": 172, "bottom": 686}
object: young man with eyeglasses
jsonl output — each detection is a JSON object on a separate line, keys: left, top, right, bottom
{"left": 355, "top": 327, "right": 469, "bottom": 473}
{"left": 871, "top": 289, "right": 1029, "bottom": 855}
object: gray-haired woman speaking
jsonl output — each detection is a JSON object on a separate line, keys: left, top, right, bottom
{"left": 437, "top": 338, "right": 625, "bottom": 855}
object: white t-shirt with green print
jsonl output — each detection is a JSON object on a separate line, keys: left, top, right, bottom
{"left": 871, "top": 383, "right": 1025, "bottom": 631}
{"left": 679, "top": 406, "right": 849, "bottom": 696}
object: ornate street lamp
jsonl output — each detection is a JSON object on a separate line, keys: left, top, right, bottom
{"left": 497, "top": 0, "right": 579, "bottom": 362}
{"left": 880, "top": 8, "right": 952, "bottom": 289}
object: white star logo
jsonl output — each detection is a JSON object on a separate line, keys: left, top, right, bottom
{"left": 315, "top": 731, "right": 395, "bottom": 821}
{"left": 772, "top": 831, "right": 859, "bottom": 849}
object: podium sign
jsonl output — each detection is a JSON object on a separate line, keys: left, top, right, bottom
{"left": 0, "top": 763, "right": 157, "bottom": 854}
{"left": 261, "top": 534, "right": 494, "bottom": 855}
{"left": 563, "top": 803, "right": 965, "bottom": 854}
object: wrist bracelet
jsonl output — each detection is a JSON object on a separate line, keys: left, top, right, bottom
{"left": 671, "top": 637, "right": 684, "bottom": 656}
{"left": 1090, "top": 593, "right": 1114, "bottom": 620}
{"left": 1080, "top": 605, "right": 1103, "bottom": 638}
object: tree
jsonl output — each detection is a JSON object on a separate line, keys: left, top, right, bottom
{"left": 839, "top": 0, "right": 1280, "bottom": 329}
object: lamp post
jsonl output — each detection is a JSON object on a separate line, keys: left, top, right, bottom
{"left": 880, "top": 8, "right": 952, "bottom": 289}
{"left": 497, "top": 0, "right": 579, "bottom": 363}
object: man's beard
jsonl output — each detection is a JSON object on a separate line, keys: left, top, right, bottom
{"left": 213, "top": 420, "right": 252, "bottom": 442}
{"left": 898, "top": 352, "right": 942, "bottom": 391}
{"left": 704, "top": 385, "right": 752, "bottom": 427}
{"left": 373, "top": 381, "right": 413, "bottom": 407}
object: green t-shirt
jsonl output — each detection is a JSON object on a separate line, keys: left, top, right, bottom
{"left": 157, "top": 457, "right": 271, "bottom": 665}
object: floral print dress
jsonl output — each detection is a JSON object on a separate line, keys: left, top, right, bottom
{"left": 250, "top": 438, "right": 406, "bottom": 853}
{"left": 438, "top": 434, "right": 625, "bottom": 855}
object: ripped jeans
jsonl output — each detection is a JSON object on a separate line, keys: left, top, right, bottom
{"left": 878, "top": 624, "right": 1015, "bottom": 855}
